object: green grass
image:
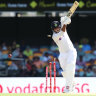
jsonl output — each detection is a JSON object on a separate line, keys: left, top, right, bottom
{"left": 0, "top": 93, "right": 96, "bottom": 96}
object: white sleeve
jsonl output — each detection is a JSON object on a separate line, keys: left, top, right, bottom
{"left": 52, "top": 31, "right": 64, "bottom": 42}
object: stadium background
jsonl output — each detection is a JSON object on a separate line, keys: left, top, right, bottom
{"left": 0, "top": 0, "right": 96, "bottom": 94}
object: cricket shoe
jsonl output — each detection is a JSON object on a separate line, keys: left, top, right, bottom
{"left": 63, "top": 82, "right": 76, "bottom": 93}
{"left": 63, "top": 86, "right": 71, "bottom": 93}
{"left": 63, "top": 88, "right": 74, "bottom": 93}
{"left": 63, "top": 89, "right": 70, "bottom": 93}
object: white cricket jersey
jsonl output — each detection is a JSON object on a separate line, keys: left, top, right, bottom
{"left": 52, "top": 30, "right": 75, "bottom": 53}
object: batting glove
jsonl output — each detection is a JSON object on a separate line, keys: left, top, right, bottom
{"left": 60, "top": 16, "right": 71, "bottom": 25}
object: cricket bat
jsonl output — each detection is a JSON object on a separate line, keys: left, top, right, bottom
{"left": 67, "top": 1, "right": 79, "bottom": 18}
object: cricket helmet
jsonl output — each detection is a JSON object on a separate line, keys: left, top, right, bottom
{"left": 51, "top": 21, "right": 61, "bottom": 30}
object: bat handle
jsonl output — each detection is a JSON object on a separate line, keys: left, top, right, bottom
{"left": 67, "top": 11, "right": 72, "bottom": 18}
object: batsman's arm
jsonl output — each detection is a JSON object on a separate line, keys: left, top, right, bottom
{"left": 61, "top": 16, "right": 71, "bottom": 32}
{"left": 61, "top": 25, "right": 66, "bottom": 32}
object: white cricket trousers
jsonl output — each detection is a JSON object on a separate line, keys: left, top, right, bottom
{"left": 58, "top": 49, "right": 77, "bottom": 91}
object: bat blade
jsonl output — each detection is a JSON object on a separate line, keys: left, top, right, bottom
{"left": 67, "top": 1, "right": 79, "bottom": 18}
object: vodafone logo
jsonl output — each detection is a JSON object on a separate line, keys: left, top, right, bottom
{"left": 0, "top": 83, "right": 90, "bottom": 93}
{"left": 0, "top": 78, "right": 95, "bottom": 93}
{"left": 0, "top": 85, "right": 3, "bottom": 93}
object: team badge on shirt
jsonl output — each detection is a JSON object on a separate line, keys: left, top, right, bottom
{"left": 59, "top": 37, "right": 62, "bottom": 40}
{"left": 59, "top": 36, "right": 64, "bottom": 40}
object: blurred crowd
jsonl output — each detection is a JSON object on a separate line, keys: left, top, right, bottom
{"left": 0, "top": 38, "right": 96, "bottom": 77}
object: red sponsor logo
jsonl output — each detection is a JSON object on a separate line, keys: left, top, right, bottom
{"left": 4, "top": 83, "right": 90, "bottom": 93}
{"left": 0, "top": 85, "right": 3, "bottom": 93}
{"left": 75, "top": 83, "right": 89, "bottom": 93}
{"left": 0, "top": 83, "right": 90, "bottom": 93}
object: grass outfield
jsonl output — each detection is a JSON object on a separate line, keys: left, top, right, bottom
{"left": 0, "top": 93, "right": 96, "bottom": 96}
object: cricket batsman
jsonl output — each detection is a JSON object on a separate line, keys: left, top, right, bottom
{"left": 51, "top": 16, "right": 77, "bottom": 93}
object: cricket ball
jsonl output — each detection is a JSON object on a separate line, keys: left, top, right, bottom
{"left": 8, "top": 54, "right": 12, "bottom": 58}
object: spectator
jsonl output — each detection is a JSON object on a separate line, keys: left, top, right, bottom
{"left": 92, "top": 66, "right": 96, "bottom": 76}
{"left": 12, "top": 45, "right": 20, "bottom": 58}
{"left": 76, "top": 56, "right": 85, "bottom": 72}
{"left": 81, "top": 38, "right": 91, "bottom": 52}
{"left": 86, "top": 68, "right": 94, "bottom": 77}
{"left": 8, "top": 62, "right": 19, "bottom": 76}
{"left": 2, "top": 46, "right": 8, "bottom": 59}
{"left": 26, "top": 59, "right": 40, "bottom": 77}
{"left": 33, "top": 56, "right": 44, "bottom": 76}
{"left": 83, "top": 53, "right": 95, "bottom": 62}
{"left": 77, "top": 56, "right": 85, "bottom": 66}
{"left": 77, "top": 45, "right": 85, "bottom": 57}
{"left": 23, "top": 46, "right": 33, "bottom": 58}
{"left": 42, "top": 52, "right": 50, "bottom": 62}
{"left": 26, "top": 60, "right": 32, "bottom": 72}
{"left": 78, "top": 69, "right": 85, "bottom": 77}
